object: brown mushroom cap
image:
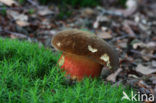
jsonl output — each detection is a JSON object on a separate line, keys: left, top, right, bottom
{"left": 52, "top": 29, "right": 119, "bottom": 70}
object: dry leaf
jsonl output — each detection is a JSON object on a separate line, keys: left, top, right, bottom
{"left": 16, "top": 20, "right": 29, "bottom": 27}
{"left": 97, "top": 31, "right": 112, "bottom": 39}
{"left": 123, "top": 0, "right": 138, "bottom": 17}
{"left": 81, "top": 8, "right": 95, "bottom": 17}
{"left": 10, "top": 32, "right": 27, "bottom": 39}
{"left": 126, "top": 0, "right": 138, "bottom": 10}
{"left": 132, "top": 41, "right": 156, "bottom": 49}
{"left": 0, "top": 0, "right": 17, "bottom": 6}
{"left": 152, "top": 61, "right": 156, "bottom": 67}
{"left": 7, "top": 10, "right": 28, "bottom": 21}
{"left": 133, "top": 42, "right": 144, "bottom": 49}
{"left": 154, "top": 87, "right": 156, "bottom": 98}
{"left": 128, "top": 74, "right": 139, "bottom": 78}
{"left": 141, "top": 49, "right": 154, "bottom": 61}
{"left": 38, "top": 6, "right": 54, "bottom": 16}
{"left": 145, "top": 42, "right": 156, "bottom": 49}
{"left": 93, "top": 16, "right": 110, "bottom": 29}
{"left": 118, "top": 39, "right": 128, "bottom": 48}
{"left": 106, "top": 68, "right": 122, "bottom": 82}
{"left": 136, "top": 64, "right": 156, "bottom": 75}
{"left": 93, "top": 21, "right": 99, "bottom": 29}
{"left": 7, "top": 10, "right": 29, "bottom": 27}
{"left": 123, "top": 20, "right": 136, "bottom": 37}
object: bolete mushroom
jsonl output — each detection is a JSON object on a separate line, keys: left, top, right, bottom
{"left": 52, "top": 29, "right": 119, "bottom": 80}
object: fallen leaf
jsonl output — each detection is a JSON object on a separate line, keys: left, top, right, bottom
{"left": 134, "top": 15, "right": 140, "bottom": 23}
{"left": 41, "top": 19, "right": 51, "bottom": 29}
{"left": 123, "top": 20, "right": 136, "bottom": 37}
{"left": 93, "top": 21, "right": 99, "bottom": 29}
{"left": 117, "top": 39, "right": 128, "bottom": 48}
{"left": 38, "top": 6, "right": 54, "bottom": 16}
{"left": 133, "top": 42, "right": 144, "bottom": 49}
{"left": 96, "top": 30, "right": 112, "bottom": 39}
{"left": 145, "top": 42, "right": 156, "bottom": 49}
{"left": 7, "top": 10, "right": 28, "bottom": 21}
{"left": 0, "top": 0, "right": 17, "bottom": 6}
{"left": 154, "top": 87, "right": 156, "bottom": 101}
{"left": 136, "top": 64, "right": 156, "bottom": 75}
{"left": 128, "top": 74, "right": 139, "bottom": 78}
{"left": 152, "top": 61, "right": 156, "bottom": 67}
{"left": 81, "top": 8, "right": 95, "bottom": 17}
{"left": 106, "top": 68, "right": 122, "bottom": 82}
{"left": 141, "top": 49, "right": 154, "bottom": 61}
{"left": 126, "top": 0, "right": 138, "bottom": 10}
{"left": 123, "top": 0, "right": 138, "bottom": 17}
{"left": 16, "top": 20, "right": 29, "bottom": 27}
{"left": 149, "top": 75, "right": 156, "bottom": 85}
{"left": 7, "top": 10, "right": 29, "bottom": 27}
{"left": 131, "top": 40, "right": 156, "bottom": 50}
{"left": 101, "top": 26, "right": 108, "bottom": 31}
{"left": 93, "top": 15, "right": 110, "bottom": 29}
{"left": 9, "top": 32, "right": 27, "bottom": 39}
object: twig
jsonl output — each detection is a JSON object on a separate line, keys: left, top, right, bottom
{"left": 0, "top": 30, "right": 40, "bottom": 44}
{"left": 110, "top": 35, "right": 129, "bottom": 42}
{"left": 0, "top": 7, "right": 23, "bottom": 11}
{"left": 123, "top": 20, "right": 136, "bottom": 37}
{"left": 26, "top": 0, "right": 39, "bottom": 8}
{"left": 130, "top": 50, "right": 156, "bottom": 59}
{"left": 0, "top": 30, "right": 27, "bottom": 39}
{"left": 97, "top": 7, "right": 124, "bottom": 17}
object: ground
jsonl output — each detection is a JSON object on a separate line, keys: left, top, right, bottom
{"left": 0, "top": 0, "right": 156, "bottom": 102}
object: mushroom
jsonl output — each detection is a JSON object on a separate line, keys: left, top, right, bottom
{"left": 51, "top": 29, "right": 119, "bottom": 80}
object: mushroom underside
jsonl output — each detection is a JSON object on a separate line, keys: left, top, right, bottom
{"left": 58, "top": 53, "right": 103, "bottom": 80}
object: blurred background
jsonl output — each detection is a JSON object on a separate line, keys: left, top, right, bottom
{"left": 0, "top": 0, "right": 155, "bottom": 46}
{"left": 0, "top": 0, "right": 156, "bottom": 100}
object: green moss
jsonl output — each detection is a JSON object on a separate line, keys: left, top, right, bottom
{"left": 57, "top": 8, "right": 72, "bottom": 20}
{"left": 61, "top": 0, "right": 100, "bottom": 7}
{"left": 38, "top": 0, "right": 99, "bottom": 7}
{"left": 18, "top": 0, "right": 26, "bottom": 4}
{"left": 0, "top": 6, "right": 7, "bottom": 16}
{"left": 118, "top": 0, "right": 127, "bottom": 7}
{"left": 0, "top": 37, "right": 137, "bottom": 103}
{"left": 28, "top": 9, "right": 35, "bottom": 14}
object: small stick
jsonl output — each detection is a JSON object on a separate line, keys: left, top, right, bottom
{"left": 0, "top": 30, "right": 27, "bottom": 39}
{"left": 27, "top": 0, "right": 39, "bottom": 7}
{"left": 123, "top": 21, "right": 136, "bottom": 37}
{"left": 130, "top": 50, "right": 156, "bottom": 59}
{"left": 97, "top": 8, "right": 124, "bottom": 17}
{"left": 110, "top": 35, "right": 129, "bottom": 42}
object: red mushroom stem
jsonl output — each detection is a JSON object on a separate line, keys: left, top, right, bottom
{"left": 58, "top": 53, "right": 102, "bottom": 80}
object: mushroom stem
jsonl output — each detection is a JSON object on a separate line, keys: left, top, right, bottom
{"left": 58, "top": 53, "right": 102, "bottom": 80}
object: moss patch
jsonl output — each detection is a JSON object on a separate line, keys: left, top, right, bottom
{"left": 0, "top": 37, "right": 137, "bottom": 103}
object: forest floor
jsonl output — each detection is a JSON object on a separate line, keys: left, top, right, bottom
{"left": 0, "top": 0, "right": 156, "bottom": 102}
